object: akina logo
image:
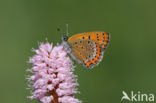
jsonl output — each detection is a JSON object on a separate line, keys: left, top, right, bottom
{"left": 121, "top": 91, "right": 154, "bottom": 102}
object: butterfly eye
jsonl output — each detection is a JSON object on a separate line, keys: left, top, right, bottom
{"left": 63, "top": 35, "right": 68, "bottom": 41}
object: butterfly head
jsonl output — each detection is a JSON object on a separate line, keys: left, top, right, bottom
{"left": 62, "top": 35, "right": 69, "bottom": 41}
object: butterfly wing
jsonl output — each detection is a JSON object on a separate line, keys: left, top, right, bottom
{"left": 67, "top": 31, "right": 110, "bottom": 50}
{"left": 67, "top": 38, "right": 104, "bottom": 69}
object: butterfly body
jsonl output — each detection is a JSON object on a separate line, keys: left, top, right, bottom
{"left": 62, "top": 32, "right": 110, "bottom": 69}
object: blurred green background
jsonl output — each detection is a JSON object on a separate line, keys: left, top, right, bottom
{"left": 0, "top": 0, "right": 156, "bottom": 103}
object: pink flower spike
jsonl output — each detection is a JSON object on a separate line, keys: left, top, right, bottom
{"left": 27, "top": 42, "right": 82, "bottom": 103}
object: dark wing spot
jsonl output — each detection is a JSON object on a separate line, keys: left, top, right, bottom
{"left": 103, "top": 35, "right": 105, "bottom": 42}
{"left": 82, "top": 36, "right": 85, "bottom": 39}
{"left": 88, "top": 41, "right": 90, "bottom": 44}
{"left": 107, "top": 34, "right": 110, "bottom": 41}
{"left": 88, "top": 35, "right": 91, "bottom": 39}
{"left": 75, "top": 42, "right": 77, "bottom": 44}
{"left": 90, "top": 63, "right": 94, "bottom": 67}
{"left": 96, "top": 34, "right": 99, "bottom": 41}
{"left": 80, "top": 41, "right": 82, "bottom": 43}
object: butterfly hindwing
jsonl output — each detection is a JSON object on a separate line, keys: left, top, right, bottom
{"left": 67, "top": 38, "right": 104, "bottom": 69}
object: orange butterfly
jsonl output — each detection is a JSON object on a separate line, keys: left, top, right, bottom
{"left": 62, "top": 25, "right": 110, "bottom": 69}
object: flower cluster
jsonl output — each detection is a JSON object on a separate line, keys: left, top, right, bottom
{"left": 27, "top": 43, "right": 81, "bottom": 103}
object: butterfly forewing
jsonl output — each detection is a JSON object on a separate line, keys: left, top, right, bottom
{"left": 67, "top": 32, "right": 110, "bottom": 50}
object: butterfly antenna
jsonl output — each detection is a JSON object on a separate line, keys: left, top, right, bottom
{"left": 66, "top": 23, "right": 69, "bottom": 36}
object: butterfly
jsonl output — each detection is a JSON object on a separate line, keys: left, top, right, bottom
{"left": 62, "top": 26, "right": 110, "bottom": 69}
